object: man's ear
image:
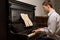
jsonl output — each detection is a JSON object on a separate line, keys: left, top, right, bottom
{"left": 47, "top": 5, "right": 50, "bottom": 8}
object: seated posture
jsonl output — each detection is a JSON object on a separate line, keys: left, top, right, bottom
{"left": 32, "top": 1, "right": 60, "bottom": 40}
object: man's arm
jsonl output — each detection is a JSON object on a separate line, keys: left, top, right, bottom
{"left": 42, "top": 16, "right": 57, "bottom": 35}
{"left": 32, "top": 16, "right": 57, "bottom": 35}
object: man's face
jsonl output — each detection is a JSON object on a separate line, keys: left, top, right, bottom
{"left": 43, "top": 5, "right": 49, "bottom": 13}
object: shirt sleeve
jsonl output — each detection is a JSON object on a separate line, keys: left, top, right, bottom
{"left": 47, "top": 16, "right": 57, "bottom": 34}
{"left": 40, "top": 16, "right": 57, "bottom": 35}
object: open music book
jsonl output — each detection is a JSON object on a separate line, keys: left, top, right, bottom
{"left": 20, "top": 13, "right": 33, "bottom": 27}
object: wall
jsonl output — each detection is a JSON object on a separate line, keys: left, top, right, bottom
{"left": 54, "top": 0, "right": 60, "bottom": 15}
{"left": 49, "top": 0, "right": 60, "bottom": 15}
{"left": 16, "top": 0, "right": 46, "bottom": 16}
{"left": 0, "top": 0, "right": 7, "bottom": 40}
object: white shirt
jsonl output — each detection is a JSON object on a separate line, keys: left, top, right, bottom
{"left": 41, "top": 9, "right": 60, "bottom": 35}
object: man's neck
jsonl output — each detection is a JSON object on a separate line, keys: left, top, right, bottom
{"left": 49, "top": 8, "right": 54, "bottom": 12}
{"left": 48, "top": 8, "right": 54, "bottom": 16}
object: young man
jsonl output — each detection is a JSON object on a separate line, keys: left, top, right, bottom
{"left": 32, "top": 1, "right": 60, "bottom": 40}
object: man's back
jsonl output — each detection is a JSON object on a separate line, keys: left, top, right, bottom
{"left": 48, "top": 10, "right": 60, "bottom": 40}
{"left": 47, "top": 9, "right": 60, "bottom": 34}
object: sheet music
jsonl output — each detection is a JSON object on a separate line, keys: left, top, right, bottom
{"left": 20, "top": 13, "right": 33, "bottom": 27}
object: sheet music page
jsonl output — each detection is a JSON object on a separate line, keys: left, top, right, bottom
{"left": 20, "top": 13, "right": 33, "bottom": 27}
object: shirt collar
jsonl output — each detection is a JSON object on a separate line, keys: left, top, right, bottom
{"left": 48, "top": 9, "right": 55, "bottom": 16}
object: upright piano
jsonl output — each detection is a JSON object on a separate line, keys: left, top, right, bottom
{"left": 8, "top": 0, "right": 45, "bottom": 40}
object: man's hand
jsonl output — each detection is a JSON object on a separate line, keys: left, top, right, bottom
{"left": 32, "top": 28, "right": 44, "bottom": 33}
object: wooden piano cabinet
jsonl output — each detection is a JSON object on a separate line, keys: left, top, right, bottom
{"left": 35, "top": 16, "right": 48, "bottom": 27}
{"left": 8, "top": 0, "right": 38, "bottom": 40}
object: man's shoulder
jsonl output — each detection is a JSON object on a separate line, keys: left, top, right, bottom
{"left": 53, "top": 11, "right": 60, "bottom": 17}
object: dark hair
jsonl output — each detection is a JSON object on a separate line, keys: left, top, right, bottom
{"left": 42, "top": 1, "right": 53, "bottom": 8}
